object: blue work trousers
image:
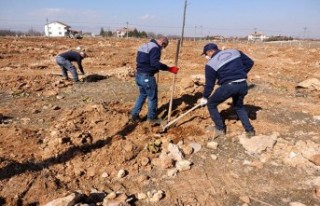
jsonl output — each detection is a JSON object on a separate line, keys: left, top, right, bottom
{"left": 131, "top": 73, "right": 158, "bottom": 120}
{"left": 56, "top": 56, "right": 79, "bottom": 81}
{"left": 207, "top": 82, "right": 254, "bottom": 132}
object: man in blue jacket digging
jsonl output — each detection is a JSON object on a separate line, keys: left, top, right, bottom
{"left": 198, "top": 43, "right": 256, "bottom": 138}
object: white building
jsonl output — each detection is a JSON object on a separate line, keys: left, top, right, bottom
{"left": 116, "top": 27, "right": 134, "bottom": 38}
{"left": 44, "top": 21, "right": 70, "bottom": 37}
{"left": 248, "top": 32, "right": 268, "bottom": 41}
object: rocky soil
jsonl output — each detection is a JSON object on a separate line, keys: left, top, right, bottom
{"left": 0, "top": 37, "right": 320, "bottom": 206}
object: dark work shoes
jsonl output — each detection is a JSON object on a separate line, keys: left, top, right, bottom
{"left": 207, "top": 126, "right": 226, "bottom": 139}
{"left": 130, "top": 115, "right": 141, "bottom": 123}
{"left": 213, "top": 127, "right": 226, "bottom": 138}
{"left": 73, "top": 80, "right": 83, "bottom": 84}
{"left": 246, "top": 130, "right": 256, "bottom": 138}
{"left": 147, "top": 118, "right": 162, "bottom": 125}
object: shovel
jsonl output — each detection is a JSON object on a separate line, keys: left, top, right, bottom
{"left": 161, "top": 103, "right": 202, "bottom": 132}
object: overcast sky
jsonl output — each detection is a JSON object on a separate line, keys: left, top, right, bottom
{"left": 0, "top": 0, "right": 319, "bottom": 38}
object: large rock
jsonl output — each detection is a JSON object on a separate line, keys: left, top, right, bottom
{"left": 297, "top": 78, "right": 320, "bottom": 90}
{"left": 168, "top": 143, "right": 184, "bottom": 161}
{"left": 308, "top": 154, "right": 320, "bottom": 166}
{"left": 176, "top": 160, "right": 192, "bottom": 171}
{"left": 44, "top": 192, "right": 83, "bottom": 206}
{"left": 238, "top": 133, "right": 278, "bottom": 155}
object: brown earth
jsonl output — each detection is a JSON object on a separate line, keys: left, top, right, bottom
{"left": 0, "top": 37, "right": 320, "bottom": 206}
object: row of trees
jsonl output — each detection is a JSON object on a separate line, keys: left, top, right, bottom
{"left": 100, "top": 27, "right": 148, "bottom": 38}
{"left": 0, "top": 28, "right": 298, "bottom": 42}
{"left": 0, "top": 29, "right": 42, "bottom": 36}
{"left": 265, "top": 35, "right": 294, "bottom": 42}
{"left": 128, "top": 29, "right": 148, "bottom": 38}
{"left": 99, "top": 28, "right": 113, "bottom": 37}
{"left": 100, "top": 27, "right": 297, "bottom": 42}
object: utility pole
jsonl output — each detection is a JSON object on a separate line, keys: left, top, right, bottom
{"left": 303, "top": 27, "right": 307, "bottom": 40}
{"left": 194, "top": 26, "right": 197, "bottom": 42}
{"left": 46, "top": 18, "right": 50, "bottom": 36}
{"left": 126, "top": 22, "right": 129, "bottom": 39}
{"left": 180, "top": 0, "right": 187, "bottom": 47}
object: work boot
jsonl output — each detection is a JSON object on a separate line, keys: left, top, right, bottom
{"left": 246, "top": 130, "right": 256, "bottom": 138}
{"left": 129, "top": 115, "right": 141, "bottom": 123}
{"left": 73, "top": 80, "right": 83, "bottom": 84}
{"left": 207, "top": 126, "right": 226, "bottom": 139}
{"left": 147, "top": 118, "right": 162, "bottom": 126}
{"left": 60, "top": 74, "right": 69, "bottom": 80}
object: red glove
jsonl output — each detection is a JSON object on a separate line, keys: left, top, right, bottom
{"left": 168, "top": 66, "right": 179, "bottom": 74}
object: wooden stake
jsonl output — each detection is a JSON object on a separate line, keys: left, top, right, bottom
{"left": 167, "top": 39, "right": 181, "bottom": 123}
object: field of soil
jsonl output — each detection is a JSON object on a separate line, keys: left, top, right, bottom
{"left": 0, "top": 37, "right": 320, "bottom": 206}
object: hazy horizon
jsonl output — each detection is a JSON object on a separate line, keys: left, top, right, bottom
{"left": 1, "top": 0, "right": 319, "bottom": 38}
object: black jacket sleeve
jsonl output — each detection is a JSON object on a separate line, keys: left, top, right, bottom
{"left": 240, "top": 51, "right": 254, "bottom": 73}
{"left": 77, "top": 58, "right": 85, "bottom": 74}
{"left": 149, "top": 47, "right": 169, "bottom": 71}
{"left": 203, "top": 65, "right": 217, "bottom": 98}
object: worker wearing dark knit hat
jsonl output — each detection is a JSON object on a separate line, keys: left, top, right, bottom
{"left": 198, "top": 43, "right": 256, "bottom": 138}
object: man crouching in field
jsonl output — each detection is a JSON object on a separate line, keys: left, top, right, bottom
{"left": 55, "top": 49, "right": 87, "bottom": 83}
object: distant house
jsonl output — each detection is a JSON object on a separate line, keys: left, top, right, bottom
{"left": 116, "top": 27, "right": 134, "bottom": 38}
{"left": 212, "top": 35, "right": 225, "bottom": 41}
{"left": 44, "top": 21, "right": 70, "bottom": 37}
{"left": 248, "top": 32, "right": 268, "bottom": 41}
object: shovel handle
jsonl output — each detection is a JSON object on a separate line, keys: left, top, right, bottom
{"left": 162, "top": 103, "right": 202, "bottom": 131}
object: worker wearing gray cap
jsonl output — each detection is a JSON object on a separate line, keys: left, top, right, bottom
{"left": 199, "top": 43, "right": 255, "bottom": 138}
{"left": 131, "top": 36, "right": 179, "bottom": 124}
